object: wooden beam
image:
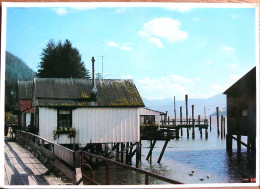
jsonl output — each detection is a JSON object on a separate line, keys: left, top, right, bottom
{"left": 146, "top": 140, "right": 156, "bottom": 161}
{"left": 157, "top": 139, "right": 169, "bottom": 163}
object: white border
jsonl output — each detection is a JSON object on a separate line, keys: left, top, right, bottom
{"left": 1, "top": 2, "right": 259, "bottom": 189}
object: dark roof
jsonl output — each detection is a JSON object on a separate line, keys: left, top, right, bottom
{"left": 17, "top": 81, "right": 33, "bottom": 100}
{"left": 223, "top": 66, "right": 256, "bottom": 95}
{"left": 33, "top": 78, "right": 145, "bottom": 107}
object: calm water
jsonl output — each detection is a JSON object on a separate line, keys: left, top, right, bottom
{"left": 88, "top": 117, "right": 256, "bottom": 185}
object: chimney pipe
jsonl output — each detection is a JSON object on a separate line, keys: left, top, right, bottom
{"left": 91, "top": 56, "right": 95, "bottom": 87}
{"left": 91, "top": 56, "right": 97, "bottom": 100}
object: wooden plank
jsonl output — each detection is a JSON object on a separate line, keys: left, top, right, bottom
{"left": 54, "top": 159, "right": 76, "bottom": 182}
{"left": 54, "top": 144, "right": 75, "bottom": 167}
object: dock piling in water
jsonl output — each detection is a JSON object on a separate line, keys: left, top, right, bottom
{"left": 216, "top": 107, "right": 220, "bottom": 136}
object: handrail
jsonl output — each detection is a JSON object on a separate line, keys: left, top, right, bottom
{"left": 81, "top": 151, "right": 183, "bottom": 185}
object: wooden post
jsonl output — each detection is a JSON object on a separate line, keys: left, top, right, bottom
{"left": 126, "top": 142, "right": 129, "bottom": 164}
{"left": 247, "top": 137, "right": 251, "bottom": 153}
{"left": 223, "top": 117, "right": 226, "bottom": 138}
{"left": 226, "top": 135, "right": 233, "bottom": 152}
{"left": 116, "top": 143, "right": 120, "bottom": 161}
{"left": 165, "top": 111, "right": 168, "bottom": 125}
{"left": 121, "top": 143, "right": 124, "bottom": 163}
{"left": 157, "top": 139, "right": 169, "bottom": 163}
{"left": 168, "top": 116, "right": 170, "bottom": 126}
{"left": 198, "top": 115, "right": 202, "bottom": 138}
{"left": 185, "top": 95, "right": 189, "bottom": 138}
{"left": 136, "top": 142, "right": 140, "bottom": 168}
{"left": 192, "top": 105, "right": 195, "bottom": 139}
{"left": 146, "top": 140, "right": 156, "bottom": 164}
{"left": 180, "top": 106, "right": 183, "bottom": 136}
{"left": 216, "top": 107, "right": 220, "bottom": 136}
{"left": 237, "top": 135, "right": 241, "bottom": 154}
{"left": 221, "top": 116, "right": 223, "bottom": 139}
{"left": 174, "top": 96, "right": 176, "bottom": 126}
{"left": 210, "top": 116, "right": 212, "bottom": 132}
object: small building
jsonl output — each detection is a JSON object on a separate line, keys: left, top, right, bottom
{"left": 139, "top": 107, "right": 165, "bottom": 125}
{"left": 223, "top": 66, "right": 256, "bottom": 153}
{"left": 31, "top": 78, "right": 145, "bottom": 147}
{"left": 17, "top": 81, "right": 34, "bottom": 129}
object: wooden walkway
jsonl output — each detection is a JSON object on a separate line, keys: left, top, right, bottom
{"left": 4, "top": 137, "right": 65, "bottom": 185}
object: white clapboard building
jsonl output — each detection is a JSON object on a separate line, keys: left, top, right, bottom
{"left": 31, "top": 77, "right": 145, "bottom": 147}
{"left": 139, "top": 107, "right": 165, "bottom": 125}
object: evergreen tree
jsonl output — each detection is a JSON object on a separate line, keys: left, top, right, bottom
{"left": 37, "top": 40, "right": 91, "bottom": 78}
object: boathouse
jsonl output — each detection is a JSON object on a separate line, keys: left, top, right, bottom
{"left": 17, "top": 81, "right": 34, "bottom": 129}
{"left": 140, "top": 107, "right": 165, "bottom": 125}
{"left": 31, "top": 77, "right": 145, "bottom": 146}
{"left": 223, "top": 66, "right": 256, "bottom": 153}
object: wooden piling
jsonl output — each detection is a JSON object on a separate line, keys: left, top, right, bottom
{"left": 223, "top": 117, "right": 226, "bottom": 138}
{"left": 198, "top": 115, "right": 202, "bottom": 138}
{"left": 221, "top": 115, "right": 223, "bottom": 139}
{"left": 126, "top": 142, "right": 129, "bottom": 164}
{"left": 226, "top": 135, "right": 233, "bottom": 152}
{"left": 121, "top": 143, "right": 124, "bottom": 163}
{"left": 174, "top": 96, "right": 176, "bottom": 125}
{"left": 185, "top": 95, "right": 189, "bottom": 138}
{"left": 146, "top": 140, "right": 156, "bottom": 164}
{"left": 180, "top": 106, "right": 183, "bottom": 136}
{"left": 136, "top": 142, "right": 141, "bottom": 168}
{"left": 157, "top": 139, "right": 169, "bottom": 163}
{"left": 237, "top": 135, "right": 241, "bottom": 154}
{"left": 165, "top": 111, "right": 168, "bottom": 125}
{"left": 192, "top": 105, "right": 195, "bottom": 139}
{"left": 216, "top": 107, "right": 220, "bottom": 136}
{"left": 210, "top": 116, "right": 212, "bottom": 132}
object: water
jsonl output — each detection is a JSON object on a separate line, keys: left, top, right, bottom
{"left": 86, "top": 117, "right": 256, "bottom": 185}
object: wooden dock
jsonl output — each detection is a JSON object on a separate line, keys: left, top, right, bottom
{"left": 4, "top": 137, "right": 66, "bottom": 185}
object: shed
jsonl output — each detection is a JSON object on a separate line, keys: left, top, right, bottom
{"left": 17, "top": 81, "right": 34, "bottom": 128}
{"left": 139, "top": 107, "right": 165, "bottom": 125}
{"left": 32, "top": 78, "right": 145, "bottom": 146}
{"left": 223, "top": 66, "right": 256, "bottom": 152}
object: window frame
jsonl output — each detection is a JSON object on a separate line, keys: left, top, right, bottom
{"left": 57, "top": 109, "right": 72, "bottom": 129}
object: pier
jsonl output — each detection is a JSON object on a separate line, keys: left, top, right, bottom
{"left": 4, "top": 137, "right": 66, "bottom": 185}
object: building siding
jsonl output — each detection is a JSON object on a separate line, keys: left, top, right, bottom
{"left": 73, "top": 107, "right": 140, "bottom": 146}
{"left": 38, "top": 107, "right": 140, "bottom": 146}
{"left": 139, "top": 108, "right": 162, "bottom": 125}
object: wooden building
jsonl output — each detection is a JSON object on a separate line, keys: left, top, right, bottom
{"left": 17, "top": 81, "right": 34, "bottom": 129}
{"left": 31, "top": 78, "right": 145, "bottom": 146}
{"left": 223, "top": 66, "right": 256, "bottom": 153}
{"left": 140, "top": 107, "right": 165, "bottom": 125}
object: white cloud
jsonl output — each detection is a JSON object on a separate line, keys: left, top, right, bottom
{"left": 229, "top": 74, "right": 240, "bottom": 81}
{"left": 209, "top": 84, "right": 224, "bottom": 94}
{"left": 223, "top": 47, "right": 234, "bottom": 51}
{"left": 137, "top": 74, "right": 199, "bottom": 99}
{"left": 205, "top": 60, "right": 212, "bottom": 64}
{"left": 230, "top": 64, "right": 237, "bottom": 68}
{"left": 231, "top": 15, "right": 239, "bottom": 18}
{"left": 53, "top": 8, "right": 67, "bottom": 16}
{"left": 138, "top": 17, "right": 188, "bottom": 47}
{"left": 192, "top": 17, "right": 201, "bottom": 21}
{"left": 148, "top": 37, "right": 164, "bottom": 48}
{"left": 107, "top": 41, "right": 119, "bottom": 47}
{"left": 107, "top": 41, "right": 133, "bottom": 51}
{"left": 115, "top": 8, "right": 126, "bottom": 14}
{"left": 121, "top": 75, "right": 132, "bottom": 79}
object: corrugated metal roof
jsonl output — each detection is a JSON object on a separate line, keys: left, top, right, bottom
{"left": 17, "top": 81, "right": 33, "bottom": 100}
{"left": 223, "top": 66, "right": 256, "bottom": 95}
{"left": 34, "top": 78, "right": 145, "bottom": 107}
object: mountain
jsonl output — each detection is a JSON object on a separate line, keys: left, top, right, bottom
{"left": 5, "top": 51, "right": 36, "bottom": 84}
{"left": 210, "top": 107, "right": 227, "bottom": 116}
{"left": 5, "top": 51, "right": 36, "bottom": 111}
{"left": 142, "top": 94, "right": 226, "bottom": 117}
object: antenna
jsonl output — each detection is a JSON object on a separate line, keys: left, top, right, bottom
{"left": 101, "top": 23, "right": 104, "bottom": 77}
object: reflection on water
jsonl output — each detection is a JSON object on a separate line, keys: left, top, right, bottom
{"left": 86, "top": 117, "right": 256, "bottom": 185}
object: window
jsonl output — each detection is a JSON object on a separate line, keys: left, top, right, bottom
{"left": 140, "top": 115, "right": 155, "bottom": 124}
{"left": 58, "top": 110, "right": 72, "bottom": 128}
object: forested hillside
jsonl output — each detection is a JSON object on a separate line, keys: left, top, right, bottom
{"left": 5, "top": 51, "right": 36, "bottom": 111}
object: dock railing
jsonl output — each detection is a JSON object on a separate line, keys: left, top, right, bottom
{"left": 16, "top": 130, "right": 83, "bottom": 185}
{"left": 81, "top": 151, "right": 183, "bottom": 185}
{"left": 15, "top": 130, "right": 183, "bottom": 185}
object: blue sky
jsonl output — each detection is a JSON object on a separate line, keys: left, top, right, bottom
{"left": 5, "top": 5, "right": 256, "bottom": 100}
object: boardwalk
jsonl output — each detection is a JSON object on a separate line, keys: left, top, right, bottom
{"left": 4, "top": 137, "right": 65, "bottom": 185}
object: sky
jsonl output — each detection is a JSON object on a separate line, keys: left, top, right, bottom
{"left": 5, "top": 4, "right": 257, "bottom": 101}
